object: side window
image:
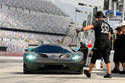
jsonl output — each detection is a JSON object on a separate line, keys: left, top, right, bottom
{"left": 101, "top": 23, "right": 109, "bottom": 34}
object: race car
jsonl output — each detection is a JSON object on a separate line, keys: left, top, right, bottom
{"left": 23, "top": 44, "right": 84, "bottom": 74}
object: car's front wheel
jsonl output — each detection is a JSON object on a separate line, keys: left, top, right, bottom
{"left": 23, "top": 69, "right": 31, "bottom": 74}
{"left": 78, "top": 69, "right": 83, "bottom": 74}
{"left": 23, "top": 64, "right": 31, "bottom": 74}
{"left": 76, "top": 66, "right": 83, "bottom": 74}
{"left": 71, "top": 65, "right": 83, "bottom": 74}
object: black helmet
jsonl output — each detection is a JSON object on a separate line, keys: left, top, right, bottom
{"left": 115, "top": 26, "right": 121, "bottom": 30}
{"left": 95, "top": 11, "right": 106, "bottom": 18}
{"left": 80, "top": 42, "right": 86, "bottom": 47}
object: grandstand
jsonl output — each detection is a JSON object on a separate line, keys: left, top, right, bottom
{"left": 0, "top": 9, "right": 69, "bottom": 34}
{"left": 0, "top": 30, "right": 64, "bottom": 52}
{"left": 0, "top": 0, "right": 70, "bottom": 34}
{"left": 0, "top": 0, "right": 72, "bottom": 52}
{"left": 1, "top": 0, "right": 68, "bottom": 16}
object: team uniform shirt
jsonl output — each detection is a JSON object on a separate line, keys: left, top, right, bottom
{"left": 90, "top": 20, "right": 112, "bottom": 64}
{"left": 93, "top": 20, "right": 111, "bottom": 41}
{"left": 92, "top": 20, "right": 112, "bottom": 48}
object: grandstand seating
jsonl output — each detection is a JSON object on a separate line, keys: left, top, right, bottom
{"left": 0, "top": 30, "right": 64, "bottom": 52}
{"left": 0, "top": 9, "right": 70, "bottom": 34}
{"left": 0, "top": 0, "right": 72, "bottom": 52}
{"left": 0, "top": 0, "right": 71, "bottom": 34}
{"left": 1, "top": 0, "right": 68, "bottom": 16}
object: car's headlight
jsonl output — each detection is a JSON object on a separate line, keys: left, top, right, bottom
{"left": 25, "top": 54, "right": 36, "bottom": 61}
{"left": 59, "top": 53, "right": 72, "bottom": 59}
{"left": 72, "top": 54, "right": 82, "bottom": 61}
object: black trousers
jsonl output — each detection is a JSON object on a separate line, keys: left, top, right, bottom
{"left": 83, "top": 52, "right": 88, "bottom": 63}
{"left": 113, "top": 50, "right": 120, "bottom": 63}
{"left": 91, "top": 38, "right": 111, "bottom": 64}
{"left": 119, "top": 51, "right": 125, "bottom": 63}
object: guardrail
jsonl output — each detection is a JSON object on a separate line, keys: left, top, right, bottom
{"left": 0, "top": 51, "right": 24, "bottom": 56}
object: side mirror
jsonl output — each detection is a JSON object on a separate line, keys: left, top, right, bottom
{"left": 29, "top": 48, "right": 34, "bottom": 51}
{"left": 25, "top": 49, "right": 29, "bottom": 52}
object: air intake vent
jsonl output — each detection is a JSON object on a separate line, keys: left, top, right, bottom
{"left": 39, "top": 54, "right": 48, "bottom": 58}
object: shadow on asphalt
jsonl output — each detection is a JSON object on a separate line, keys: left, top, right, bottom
{"left": 12, "top": 72, "right": 125, "bottom": 80}
{"left": 12, "top": 72, "right": 90, "bottom": 79}
{"left": 43, "top": 76, "right": 88, "bottom": 79}
{"left": 93, "top": 72, "right": 125, "bottom": 78}
{"left": 12, "top": 72, "right": 24, "bottom": 74}
{"left": 12, "top": 72, "right": 83, "bottom": 75}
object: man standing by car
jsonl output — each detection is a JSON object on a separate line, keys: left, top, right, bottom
{"left": 78, "top": 42, "right": 88, "bottom": 66}
{"left": 77, "top": 11, "right": 112, "bottom": 78}
{"left": 119, "top": 25, "right": 125, "bottom": 74}
{"left": 112, "top": 26, "right": 122, "bottom": 73}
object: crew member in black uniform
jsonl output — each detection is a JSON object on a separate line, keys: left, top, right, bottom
{"left": 119, "top": 25, "right": 125, "bottom": 74}
{"left": 78, "top": 42, "right": 88, "bottom": 66}
{"left": 77, "top": 11, "right": 112, "bottom": 78}
{"left": 112, "top": 26, "right": 122, "bottom": 73}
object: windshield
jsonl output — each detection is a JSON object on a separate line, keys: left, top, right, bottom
{"left": 33, "top": 45, "right": 72, "bottom": 53}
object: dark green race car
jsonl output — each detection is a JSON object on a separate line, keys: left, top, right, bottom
{"left": 23, "top": 44, "right": 84, "bottom": 74}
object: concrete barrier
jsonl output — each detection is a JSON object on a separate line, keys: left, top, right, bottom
{"left": 0, "top": 51, "right": 24, "bottom": 56}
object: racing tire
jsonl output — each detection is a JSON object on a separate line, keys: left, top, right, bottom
{"left": 23, "top": 64, "right": 32, "bottom": 74}
{"left": 77, "top": 68, "right": 83, "bottom": 74}
{"left": 77, "top": 66, "right": 83, "bottom": 74}
{"left": 23, "top": 69, "right": 31, "bottom": 74}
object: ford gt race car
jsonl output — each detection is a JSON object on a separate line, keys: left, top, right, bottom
{"left": 23, "top": 44, "right": 84, "bottom": 74}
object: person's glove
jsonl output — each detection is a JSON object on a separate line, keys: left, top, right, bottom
{"left": 76, "top": 28, "right": 83, "bottom": 33}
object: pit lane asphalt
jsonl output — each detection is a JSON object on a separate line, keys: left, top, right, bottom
{"left": 0, "top": 58, "right": 125, "bottom": 83}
